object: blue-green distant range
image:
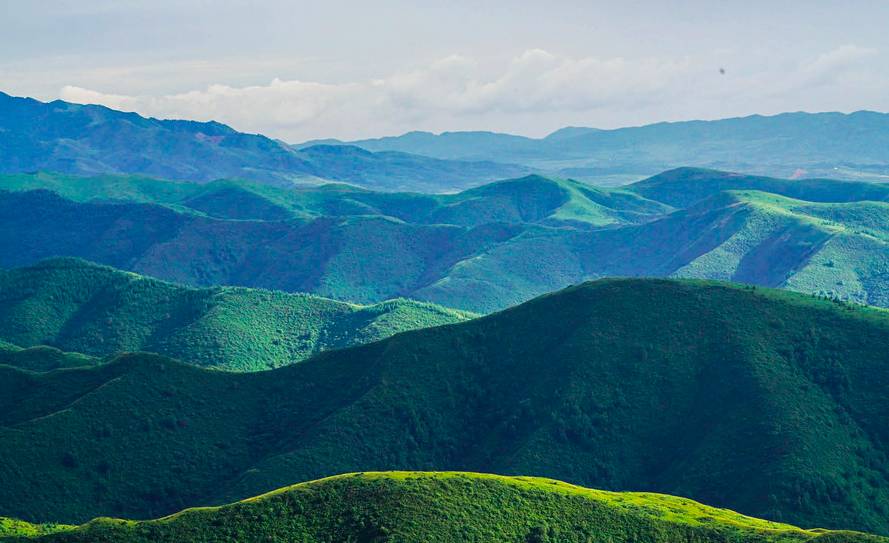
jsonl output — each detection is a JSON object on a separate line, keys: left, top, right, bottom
{"left": 5, "top": 90, "right": 889, "bottom": 189}
{"left": 2, "top": 168, "right": 889, "bottom": 312}
{"left": 302, "top": 111, "right": 889, "bottom": 185}
{"left": 0, "top": 92, "right": 528, "bottom": 192}
{"left": 2, "top": 280, "right": 889, "bottom": 535}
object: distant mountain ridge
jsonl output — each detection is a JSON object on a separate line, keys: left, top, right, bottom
{"left": 302, "top": 111, "right": 889, "bottom": 184}
{"left": 6, "top": 90, "right": 889, "bottom": 188}
{"left": 0, "top": 91, "right": 528, "bottom": 192}
{"left": 2, "top": 168, "right": 889, "bottom": 311}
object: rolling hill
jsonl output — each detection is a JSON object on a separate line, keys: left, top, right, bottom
{"left": 0, "top": 91, "right": 527, "bottom": 191}
{"left": 0, "top": 258, "right": 472, "bottom": 371}
{"left": 306, "top": 111, "right": 889, "bottom": 184}
{"left": 1, "top": 473, "right": 883, "bottom": 543}
{"left": 0, "top": 171, "right": 670, "bottom": 226}
{"left": 2, "top": 280, "right": 889, "bottom": 534}
{"left": 0, "top": 341, "right": 97, "bottom": 372}
{"left": 2, "top": 168, "right": 888, "bottom": 311}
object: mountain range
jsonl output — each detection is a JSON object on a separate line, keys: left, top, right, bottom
{"left": 0, "top": 258, "right": 472, "bottom": 371}
{"left": 1, "top": 473, "right": 882, "bottom": 543}
{"left": 304, "top": 111, "right": 889, "bottom": 184}
{"left": 6, "top": 91, "right": 889, "bottom": 191}
{"left": 2, "top": 168, "right": 888, "bottom": 312}
{"left": 5, "top": 89, "right": 889, "bottom": 542}
{"left": 0, "top": 91, "right": 527, "bottom": 192}
{"left": 2, "top": 280, "right": 889, "bottom": 535}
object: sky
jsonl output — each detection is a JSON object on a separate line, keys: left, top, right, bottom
{"left": 2, "top": 0, "right": 889, "bottom": 142}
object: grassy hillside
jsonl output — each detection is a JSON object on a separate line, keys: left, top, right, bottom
{"left": 0, "top": 258, "right": 473, "bottom": 371}
{"left": 2, "top": 168, "right": 889, "bottom": 312}
{"left": 3, "top": 280, "right": 889, "bottom": 534}
{"left": 2, "top": 473, "right": 883, "bottom": 543}
{"left": 0, "top": 92, "right": 528, "bottom": 191}
{"left": 414, "top": 182, "right": 889, "bottom": 310}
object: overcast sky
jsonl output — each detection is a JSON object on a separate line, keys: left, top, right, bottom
{"left": 2, "top": 0, "right": 888, "bottom": 141}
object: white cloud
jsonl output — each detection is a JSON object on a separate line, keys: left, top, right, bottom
{"left": 57, "top": 46, "right": 888, "bottom": 142}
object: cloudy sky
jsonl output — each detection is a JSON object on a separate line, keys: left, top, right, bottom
{"left": 2, "top": 0, "right": 888, "bottom": 141}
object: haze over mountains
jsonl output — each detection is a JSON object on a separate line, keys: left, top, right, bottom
{"left": 4, "top": 91, "right": 889, "bottom": 191}
{"left": 300, "top": 110, "right": 889, "bottom": 185}
{"left": 0, "top": 92, "right": 527, "bottom": 192}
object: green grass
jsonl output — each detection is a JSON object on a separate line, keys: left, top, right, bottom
{"left": 2, "top": 472, "right": 883, "bottom": 543}
{"left": 0, "top": 518, "right": 71, "bottom": 540}
{"left": 0, "top": 258, "right": 474, "bottom": 371}
{"left": 3, "top": 279, "right": 889, "bottom": 535}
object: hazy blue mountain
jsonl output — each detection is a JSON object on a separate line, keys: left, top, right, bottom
{"left": 0, "top": 92, "right": 527, "bottom": 192}
{"left": 302, "top": 111, "right": 889, "bottom": 184}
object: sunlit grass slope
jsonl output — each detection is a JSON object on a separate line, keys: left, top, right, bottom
{"left": 2, "top": 472, "right": 883, "bottom": 543}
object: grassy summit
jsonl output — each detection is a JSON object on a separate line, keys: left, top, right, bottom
{"left": 0, "top": 258, "right": 473, "bottom": 371}
{"left": 2, "top": 279, "right": 889, "bottom": 534}
{"left": 1, "top": 472, "right": 883, "bottom": 543}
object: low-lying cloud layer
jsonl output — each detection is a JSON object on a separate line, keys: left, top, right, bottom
{"left": 58, "top": 46, "right": 887, "bottom": 142}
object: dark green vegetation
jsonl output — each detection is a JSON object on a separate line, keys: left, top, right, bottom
{"left": 0, "top": 92, "right": 527, "bottom": 191}
{"left": 306, "top": 111, "right": 889, "bottom": 184}
{"left": 3, "top": 280, "right": 889, "bottom": 535}
{"left": 3, "top": 168, "right": 889, "bottom": 311}
{"left": 0, "top": 258, "right": 472, "bottom": 371}
{"left": 2, "top": 473, "right": 883, "bottom": 543}
{"left": 0, "top": 341, "right": 98, "bottom": 372}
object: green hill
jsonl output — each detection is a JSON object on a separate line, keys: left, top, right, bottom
{"left": 2, "top": 473, "right": 883, "bottom": 543}
{"left": 414, "top": 182, "right": 889, "bottom": 310}
{"left": 0, "top": 341, "right": 98, "bottom": 372}
{"left": 2, "top": 168, "right": 889, "bottom": 312}
{"left": 628, "top": 167, "right": 889, "bottom": 209}
{"left": 3, "top": 280, "right": 889, "bottom": 534}
{"left": 0, "top": 258, "right": 473, "bottom": 371}
{"left": 0, "top": 171, "right": 668, "bottom": 226}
